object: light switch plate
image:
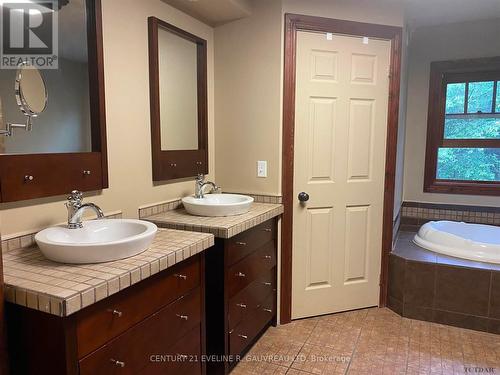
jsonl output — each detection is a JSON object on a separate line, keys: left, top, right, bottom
{"left": 257, "top": 160, "right": 267, "bottom": 178}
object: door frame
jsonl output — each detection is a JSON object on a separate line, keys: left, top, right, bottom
{"left": 281, "top": 13, "right": 402, "bottom": 324}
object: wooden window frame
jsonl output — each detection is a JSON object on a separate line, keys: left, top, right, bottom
{"left": 424, "top": 57, "right": 500, "bottom": 196}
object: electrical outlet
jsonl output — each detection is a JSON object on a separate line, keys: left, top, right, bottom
{"left": 257, "top": 160, "right": 267, "bottom": 178}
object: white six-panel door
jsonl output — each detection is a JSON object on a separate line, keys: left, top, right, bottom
{"left": 292, "top": 31, "right": 391, "bottom": 319}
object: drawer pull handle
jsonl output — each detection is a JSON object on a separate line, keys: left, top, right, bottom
{"left": 110, "top": 359, "right": 125, "bottom": 367}
{"left": 263, "top": 308, "right": 273, "bottom": 313}
{"left": 262, "top": 282, "right": 272, "bottom": 286}
{"left": 238, "top": 334, "right": 248, "bottom": 339}
{"left": 175, "top": 274, "right": 187, "bottom": 280}
{"left": 82, "top": 170, "right": 91, "bottom": 175}
{"left": 236, "top": 241, "right": 247, "bottom": 246}
{"left": 111, "top": 309, "right": 123, "bottom": 318}
{"left": 263, "top": 255, "right": 272, "bottom": 260}
{"left": 236, "top": 272, "right": 246, "bottom": 278}
{"left": 263, "top": 228, "right": 272, "bottom": 232}
{"left": 24, "top": 175, "right": 34, "bottom": 182}
{"left": 236, "top": 303, "right": 247, "bottom": 309}
{"left": 176, "top": 314, "right": 189, "bottom": 320}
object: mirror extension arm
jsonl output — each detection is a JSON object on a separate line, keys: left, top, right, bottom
{"left": 0, "top": 116, "right": 33, "bottom": 137}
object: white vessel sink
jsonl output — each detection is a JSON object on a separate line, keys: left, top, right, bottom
{"left": 182, "top": 194, "right": 254, "bottom": 217}
{"left": 35, "top": 219, "right": 158, "bottom": 264}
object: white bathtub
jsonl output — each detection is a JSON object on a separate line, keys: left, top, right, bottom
{"left": 413, "top": 220, "right": 500, "bottom": 264}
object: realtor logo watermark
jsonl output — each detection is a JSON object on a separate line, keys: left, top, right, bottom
{"left": 0, "top": 1, "right": 58, "bottom": 69}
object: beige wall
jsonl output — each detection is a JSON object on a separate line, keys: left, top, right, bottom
{"left": 0, "top": 0, "right": 215, "bottom": 237}
{"left": 403, "top": 18, "right": 500, "bottom": 207}
{"left": 214, "top": 0, "right": 405, "bottom": 196}
{"left": 214, "top": 0, "right": 283, "bottom": 195}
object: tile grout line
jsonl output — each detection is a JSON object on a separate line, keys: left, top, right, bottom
{"left": 342, "top": 310, "right": 369, "bottom": 375}
{"left": 403, "top": 318, "right": 414, "bottom": 375}
{"left": 286, "top": 317, "right": 321, "bottom": 374}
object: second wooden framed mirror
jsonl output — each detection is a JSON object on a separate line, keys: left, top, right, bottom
{"left": 148, "top": 16, "right": 208, "bottom": 181}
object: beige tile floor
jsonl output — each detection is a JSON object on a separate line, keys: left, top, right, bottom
{"left": 233, "top": 308, "right": 500, "bottom": 375}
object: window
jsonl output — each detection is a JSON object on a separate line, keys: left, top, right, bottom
{"left": 424, "top": 57, "right": 500, "bottom": 195}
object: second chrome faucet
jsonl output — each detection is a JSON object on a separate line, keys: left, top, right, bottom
{"left": 194, "top": 174, "right": 221, "bottom": 199}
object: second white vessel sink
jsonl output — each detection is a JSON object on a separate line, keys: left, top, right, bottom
{"left": 182, "top": 194, "right": 254, "bottom": 217}
{"left": 35, "top": 219, "right": 158, "bottom": 264}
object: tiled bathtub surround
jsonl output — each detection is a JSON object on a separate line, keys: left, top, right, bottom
{"left": 2, "top": 229, "right": 214, "bottom": 317}
{"left": 388, "top": 231, "right": 500, "bottom": 334}
{"left": 143, "top": 202, "right": 283, "bottom": 238}
{"left": 401, "top": 201, "right": 500, "bottom": 229}
{"left": 0, "top": 211, "right": 123, "bottom": 253}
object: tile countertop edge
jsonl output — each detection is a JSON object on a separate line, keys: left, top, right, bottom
{"left": 2, "top": 229, "right": 214, "bottom": 317}
{"left": 144, "top": 203, "right": 284, "bottom": 239}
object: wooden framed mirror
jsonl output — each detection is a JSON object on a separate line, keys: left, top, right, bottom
{"left": 148, "top": 17, "right": 208, "bottom": 181}
{"left": 0, "top": 0, "right": 107, "bottom": 203}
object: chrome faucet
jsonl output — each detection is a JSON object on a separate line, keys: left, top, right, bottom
{"left": 194, "top": 174, "right": 220, "bottom": 199}
{"left": 65, "top": 190, "right": 104, "bottom": 229}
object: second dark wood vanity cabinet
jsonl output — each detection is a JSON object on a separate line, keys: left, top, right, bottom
{"left": 205, "top": 219, "right": 278, "bottom": 374}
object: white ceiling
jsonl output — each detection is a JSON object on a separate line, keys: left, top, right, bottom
{"left": 161, "top": 0, "right": 500, "bottom": 30}
{"left": 405, "top": 0, "right": 500, "bottom": 29}
{"left": 161, "top": 0, "right": 253, "bottom": 26}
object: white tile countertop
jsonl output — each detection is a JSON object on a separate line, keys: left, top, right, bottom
{"left": 2, "top": 228, "right": 214, "bottom": 317}
{"left": 144, "top": 202, "right": 283, "bottom": 238}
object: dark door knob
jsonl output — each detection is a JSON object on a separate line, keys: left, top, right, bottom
{"left": 298, "top": 192, "right": 309, "bottom": 202}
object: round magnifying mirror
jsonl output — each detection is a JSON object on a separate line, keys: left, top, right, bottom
{"left": 15, "top": 63, "right": 48, "bottom": 117}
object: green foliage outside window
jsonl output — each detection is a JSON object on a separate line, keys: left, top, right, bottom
{"left": 468, "top": 81, "right": 494, "bottom": 113}
{"left": 438, "top": 80, "right": 500, "bottom": 182}
{"left": 445, "top": 83, "right": 466, "bottom": 114}
{"left": 437, "top": 148, "right": 500, "bottom": 181}
{"left": 444, "top": 118, "right": 500, "bottom": 139}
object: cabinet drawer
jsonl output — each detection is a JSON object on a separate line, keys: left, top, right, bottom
{"left": 227, "top": 242, "right": 276, "bottom": 298}
{"left": 79, "top": 288, "right": 202, "bottom": 375}
{"left": 226, "top": 220, "right": 276, "bottom": 266}
{"left": 228, "top": 292, "right": 275, "bottom": 358}
{"left": 228, "top": 267, "right": 275, "bottom": 331}
{"left": 259, "top": 292, "right": 276, "bottom": 321}
{"left": 77, "top": 256, "right": 200, "bottom": 358}
{"left": 138, "top": 326, "right": 202, "bottom": 375}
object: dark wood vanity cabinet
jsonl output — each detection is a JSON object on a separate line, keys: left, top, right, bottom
{"left": 205, "top": 219, "right": 278, "bottom": 374}
{"left": 7, "top": 254, "right": 206, "bottom": 375}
